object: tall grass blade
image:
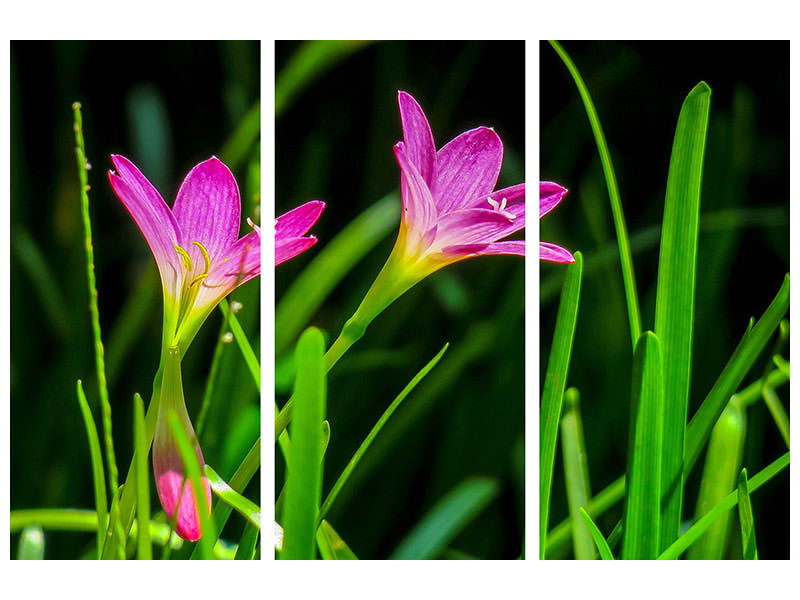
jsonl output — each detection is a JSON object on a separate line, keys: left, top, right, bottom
{"left": 622, "top": 331, "right": 664, "bottom": 560}
{"left": 658, "top": 451, "right": 789, "bottom": 559}
{"left": 219, "top": 102, "right": 260, "bottom": 171}
{"left": 318, "top": 343, "right": 449, "bottom": 522}
{"left": 737, "top": 469, "right": 758, "bottom": 560}
{"left": 548, "top": 41, "right": 641, "bottom": 349}
{"left": 281, "top": 328, "right": 326, "bottom": 560}
{"left": 578, "top": 508, "right": 614, "bottom": 560}
{"left": 390, "top": 477, "right": 499, "bottom": 560}
{"left": 560, "top": 387, "right": 594, "bottom": 559}
{"left": 761, "top": 385, "right": 790, "bottom": 448}
{"left": 316, "top": 520, "right": 358, "bottom": 560}
{"left": 76, "top": 380, "right": 108, "bottom": 558}
{"left": 133, "top": 393, "right": 152, "bottom": 560}
{"left": 234, "top": 523, "right": 260, "bottom": 560}
{"left": 219, "top": 298, "right": 260, "bottom": 393}
{"left": 17, "top": 525, "right": 45, "bottom": 560}
{"left": 541, "top": 252, "right": 583, "bottom": 558}
{"left": 654, "top": 81, "right": 711, "bottom": 550}
{"left": 687, "top": 398, "right": 745, "bottom": 559}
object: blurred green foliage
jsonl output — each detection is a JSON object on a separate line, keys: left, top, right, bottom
{"left": 276, "top": 41, "right": 525, "bottom": 559}
{"left": 10, "top": 41, "right": 260, "bottom": 559}
{"left": 541, "top": 41, "right": 789, "bottom": 558}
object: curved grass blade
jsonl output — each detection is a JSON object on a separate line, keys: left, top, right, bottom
{"left": 317, "top": 520, "right": 358, "bottom": 560}
{"left": 76, "top": 380, "right": 108, "bottom": 558}
{"left": 275, "top": 192, "right": 398, "bottom": 356}
{"left": 281, "top": 327, "right": 326, "bottom": 560}
{"left": 548, "top": 41, "right": 641, "bottom": 348}
{"left": 687, "top": 398, "right": 745, "bottom": 559}
{"left": 623, "top": 331, "right": 664, "bottom": 560}
{"left": 318, "top": 343, "right": 449, "bottom": 523}
{"left": 578, "top": 508, "right": 614, "bottom": 560}
{"left": 17, "top": 525, "right": 45, "bottom": 560}
{"left": 654, "top": 81, "right": 711, "bottom": 550}
{"left": 560, "top": 387, "right": 594, "bottom": 559}
{"left": 541, "top": 252, "right": 583, "bottom": 559}
{"left": 761, "top": 384, "right": 790, "bottom": 448}
{"left": 658, "top": 451, "right": 789, "bottom": 559}
{"left": 73, "top": 102, "right": 119, "bottom": 517}
{"left": 737, "top": 468, "right": 758, "bottom": 560}
{"left": 219, "top": 298, "right": 260, "bottom": 393}
{"left": 390, "top": 477, "right": 499, "bottom": 560}
{"left": 167, "top": 411, "right": 216, "bottom": 560}
{"left": 206, "top": 464, "right": 260, "bottom": 530}
{"left": 219, "top": 102, "right": 260, "bottom": 171}
{"left": 234, "top": 523, "right": 260, "bottom": 560}
{"left": 133, "top": 392, "right": 152, "bottom": 560}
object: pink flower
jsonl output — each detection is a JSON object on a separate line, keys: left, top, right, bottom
{"left": 275, "top": 200, "right": 325, "bottom": 266}
{"left": 539, "top": 182, "right": 575, "bottom": 263}
{"left": 391, "top": 91, "right": 525, "bottom": 274}
{"left": 108, "top": 155, "right": 260, "bottom": 351}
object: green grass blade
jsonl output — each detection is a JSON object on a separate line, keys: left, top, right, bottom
{"left": 219, "top": 298, "right": 260, "bottom": 394}
{"left": 773, "top": 354, "right": 790, "bottom": 378}
{"left": 316, "top": 520, "right": 358, "bottom": 560}
{"left": 578, "top": 508, "right": 614, "bottom": 560}
{"left": 219, "top": 102, "right": 260, "bottom": 171}
{"left": 234, "top": 523, "right": 260, "bottom": 560}
{"left": 10, "top": 509, "right": 98, "bottom": 532}
{"left": 390, "top": 477, "right": 499, "bottom": 560}
{"left": 318, "top": 343, "right": 449, "bottom": 523}
{"left": 275, "top": 192, "right": 398, "bottom": 356}
{"left": 281, "top": 327, "right": 326, "bottom": 560}
{"left": 761, "top": 384, "right": 790, "bottom": 448}
{"left": 133, "top": 393, "right": 152, "bottom": 560}
{"left": 196, "top": 311, "right": 231, "bottom": 437}
{"left": 548, "top": 41, "right": 641, "bottom": 349}
{"left": 654, "top": 81, "right": 711, "bottom": 550}
{"left": 560, "top": 387, "right": 594, "bottom": 559}
{"left": 541, "top": 251, "right": 583, "bottom": 558}
{"left": 76, "top": 380, "right": 108, "bottom": 558}
{"left": 206, "top": 464, "right": 260, "bottom": 530}
{"left": 623, "top": 331, "right": 664, "bottom": 560}
{"left": 167, "top": 411, "right": 216, "bottom": 560}
{"left": 737, "top": 469, "right": 758, "bottom": 560}
{"left": 17, "top": 525, "right": 45, "bottom": 560}
{"left": 658, "top": 451, "right": 789, "bottom": 559}
{"left": 275, "top": 41, "right": 370, "bottom": 117}
{"left": 687, "top": 398, "right": 746, "bottom": 559}
{"left": 72, "top": 102, "right": 119, "bottom": 513}
{"left": 685, "top": 274, "right": 790, "bottom": 472}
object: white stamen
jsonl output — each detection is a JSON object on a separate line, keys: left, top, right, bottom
{"left": 487, "top": 196, "right": 516, "bottom": 222}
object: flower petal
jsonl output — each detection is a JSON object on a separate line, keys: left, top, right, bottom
{"left": 435, "top": 126, "right": 503, "bottom": 213}
{"left": 398, "top": 91, "right": 437, "bottom": 187}
{"left": 432, "top": 201, "right": 525, "bottom": 251}
{"left": 197, "top": 229, "right": 261, "bottom": 307}
{"left": 394, "top": 141, "right": 438, "bottom": 250}
{"left": 108, "top": 155, "right": 182, "bottom": 293}
{"left": 540, "top": 241, "right": 575, "bottom": 263}
{"left": 540, "top": 181, "right": 568, "bottom": 219}
{"left": 276, "top": 235, "right": 317, "bottom": 267}
{"left": 275, "top": 200, "right": 325, "bottom": 240}
{"left": 172, "top": 157, "right": 241, "bottom": 270}
{"left": 441, "top": 240, "right": 525, "bottom": 257}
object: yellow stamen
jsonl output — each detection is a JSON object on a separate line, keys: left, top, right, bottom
{"left": 192, "top": 241, "right": 211, "bottom": 276}
{"left": 174, "top": 245, "right": 193, "bottom": 271}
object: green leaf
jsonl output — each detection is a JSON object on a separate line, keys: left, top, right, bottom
{"left": 623, "top": 331, "right": 664, "bottom": 560}
{"left": 390, "top": 477, "right": 499, "bottom": 560}
{"left": 17, "top": 525, "right": 45, "bottom": 560}
{"left": 548, "top": 41, "right": 641, "bottom": 349}
{"left": 578, "top": 508, "right": 614, "bottom": 560}
{"left": 560, "top": 387, "right": 594, "bottom": 559}
{"left": 658, "top": 451, "right": 789, "bottom": 559}
{"left": 76, "top": 380, "right": 108, "bottom": 558}
{"left": 541, "top": 252, "right": 583, "bottom": 559}
{"left": 737, "top": 469, "right": 758, "bottom": 560}
{"left": 275, "top": 192, "right": 399, "bottom": 356}
{"left": 687, "top": 399, "right": 745, "bottom": 559}
{"left": 654, "top": 81, "right": 711, "bottom": 550}
{"left": 205, "top": 464, "right": 260, "bottom": 530}
{"left": 316, "top": 520, "right": 358, "bottom": 560}
{"left": 166, "top": 411, "right": 216, "bottom": 560}
{"left": 281, "top": 327, "right": 326, "bottom": 560}
{"left": 133, "top": 393, "right": 152, "bottom": 560}
{"left": 318, "top": 343, "right": 449, "bottom": 522}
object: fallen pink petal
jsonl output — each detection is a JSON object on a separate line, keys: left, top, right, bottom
{"left": 275, "top": 200, "right": 325, "bottom": 266}
{"left": 539, "top": 181, "right": 575, "bottom": 263}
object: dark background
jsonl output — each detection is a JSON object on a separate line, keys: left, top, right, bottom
{"left": 541, "top": 41, "right": 789, "bottom": 558}
{"left": 276, "top": 41, "right": 525, "bottom": 559}
{"left": 10, "top": 40, "right": 260, "bottom": 558}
